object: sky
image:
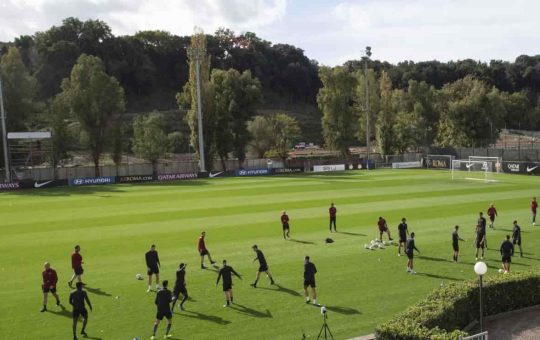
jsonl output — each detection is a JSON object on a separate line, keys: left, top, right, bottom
{"left": 1, "top": 0, "right": 539, "bottom": 66}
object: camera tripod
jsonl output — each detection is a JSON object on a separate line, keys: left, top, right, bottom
{"left": 317, "top": 312, "right": 334, "bottom": 340}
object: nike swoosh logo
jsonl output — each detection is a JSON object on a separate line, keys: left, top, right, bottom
{"left": 34, "top": 180, "right": 53, "bottom": 188}
{"left": 466, "top": 163, "right": 474, "bottom": 169}
{"left": 527, "top": 166, "right": 539, "bottom": 173}
{"left": 209, "top": 172, "right": 224, "bottom": 178}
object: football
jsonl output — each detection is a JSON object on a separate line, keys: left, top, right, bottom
{"left": 135, "top": 273, "right": 142, "bottom": 280}
{"left": 498, "top": 269, "right": 503, "bottom": 273}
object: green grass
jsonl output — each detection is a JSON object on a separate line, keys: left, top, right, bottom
{"left": 1, "top": 169, "right": 539, "bottom": 340}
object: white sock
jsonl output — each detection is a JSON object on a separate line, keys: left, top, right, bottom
{"left": 313, "top": 299, "right": 317, "bottom": 305}
{"left": 148, "top": 285, "right": 151, "bottom": 290}
{"left": 156, "top": 284, "right": 161, "bottom": 289}
{"left": 306, "top": 296, "right": 309, "bottom": 301}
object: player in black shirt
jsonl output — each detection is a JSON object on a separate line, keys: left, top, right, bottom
{"left": 475, "top": 224, "right": 486, "bottom": 260}
{"left": 512, "top": 220, "right": 522, "bottom": 257}
{"left": 250, "top": 245, "right": 275, "bottom": 288}
{"left": 69, "top": 282, "right": 92, "bottom": 340}
{"left": 171, "top": 263, "right": 188, "bottom": 311}
{"left": 500, "top": 235, "right": 514, "bottom": 273}
{"left": 216, "top": 260, "right": 242, "bottom": 307}
{"left": 478, "top": 212, "right": 488, "bottom": 248}
{"left": 406, "top": 232, "right": 420, "bottom": 274}
{"left": 145, "top": 244, "right": 161, "bottom": 292}
{"left": 303, "top": 256, "right": 318, "bottom": 305}
{"left": 452, "top": 225, "right": 465, "bottom": 262}
{"left": 397, "top": 218, "right": 409, "bottom": 256}
{"left": 151, "top": 280, "right": 172, "bottom": 339}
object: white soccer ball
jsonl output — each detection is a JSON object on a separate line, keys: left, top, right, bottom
{"left": 498, "top": 269, "right": 503, "bottom": 273}
{"left": 136, "top": 273, "right": 142, "bottom": 280}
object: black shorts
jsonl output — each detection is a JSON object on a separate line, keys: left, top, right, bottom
{"left": 304, "top": 279, "right": 316, "bottom": 288}
{"left": 42, "top": 286, "right": 57, "bottom": 294}
{"left": 399, "top": 235, "right": 407, "bottom": 243}
{"left": 199, "top": 249, "right": 209, "bottom": 256}
{"left": 282, "top": 223, "right": 290, "bottom": 230}
{"left": 502, "top": 255, "right": 512, "bottom": 263}
{"left": 173, "top": 285, "right": 187, "bottom": 297}
{"left": 74, "top": 267, "right": 84, "bottom": 276}
{"left": 379, "top": 227, "right": 388, "bottom": 233}
{"left": 489, "top": 215, "right": 495, "bottom": 222}
{"left": 406, "top": 251, "right": 414, "bottom": 259}
{"left": 156, "top": 310, "right": 172, "bottom": 320}
{"left": 476, "top": 238, "right": 485, "bottom": 248}
{"left": 452, "top": 244, "right": 459, "bottom": 252}
{"left": 222, "top": 283, "right": 232, "bottom": 292}
{"left": 73, "top": 308, "right": 88, "bottom": 319}
{"left": 147, "top": 266, "right": 159, "bottom": 275}
{"left": 258, "top": 265, "right": 269, "bottom": 272}
{"left": 513, "top": 239, "right": 521, "bottom": 246}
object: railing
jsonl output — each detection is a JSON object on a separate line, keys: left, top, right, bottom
{"left": 459, "top": 331, "right": 488, "bottom": 340}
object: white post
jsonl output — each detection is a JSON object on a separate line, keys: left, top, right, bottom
{"left": 0, "top": 75, "right": 10, "bottom": 182}
{"left": 194, "top": 54, "right": 206, "bottom": 172}
{"left": 364, "top": 46, "right": 372, "bottom": 170}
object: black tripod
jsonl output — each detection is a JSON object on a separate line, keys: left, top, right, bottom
{"left": 317, "top": 312, "right": 334, "bottom": 340}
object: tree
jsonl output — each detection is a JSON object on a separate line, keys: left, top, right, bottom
{"left": 266, "top": 113, "right": 301, "bottom": 164}
{"left": 132, "top": 111, "right": 170, "bottom": 176}
{"left": 0, "top": 46, "right": 38, "bottom": 131}
{"left": 60, "top": 54, "right": 125, "bottom": 176}
{"left": 375, "top": 71, "right": 396, "bottom": 154}
{"left": 110, "top": 123, "right": 126, "bottom": 176}
{"left": 354, "top": 68, "right": 379, "bottom": 146}
{"left": 317, "top": 66, "right": 357, "bottom": 155}
{"left": 47, "top": 94, "right": 73, "bottom": 175}
{"left": 247, "top": 115, "right": 274, "bottom": 158}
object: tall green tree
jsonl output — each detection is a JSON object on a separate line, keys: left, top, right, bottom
{"left": 266, "top": 113, "right": 301, "bottom": 164}
{"left": 132, "top": 111, "right": 170, "bottom": 176}
{"left": 0, "top": 46, "right": 38, "bottom": 131}
{"left": 247, "top": 115, "right": 273, "bottom": 158}
{"left": 47, "top": 94, "right": 73, "bottom": 175}
{"left": 354, "top": 68, "right": 379, "bottom": 146}
{"left": 317, "top": 66, "right": 357, "bottom": 155}
{"left": 59, "top": 54, "right": 125, "bottom": 175}
{"left": 375, "top": 71, "right": 396, "bottom": 154}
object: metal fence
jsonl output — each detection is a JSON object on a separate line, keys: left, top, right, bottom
{"left": 459, "top": 331, "right": 488, "bottom": 340}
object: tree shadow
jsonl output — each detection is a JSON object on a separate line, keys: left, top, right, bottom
{"left": 176, "top": 310, "right": 231, "bottom": 325}
{"left": 230, "top": 303, "right": 272, "bottom": 318}
{"left": 416, "top": 272, "right": 461, "bottom": 281}
{"left": 257, "top": 284, "right": 301, "bottom": 297}
{"left": 85, "top": 287, "right": 112, "bottom": 297}
{"left": 324, "top": 305, "right": 361, "bottom": 315}
{"left": 47, "top": 304, "right": 71, "bottom": 318}
{"left": 289, "top": 239, "right": 316, "bottom": 245}
{"left": 338, "top": 231, "right": 366, "bottom": 236}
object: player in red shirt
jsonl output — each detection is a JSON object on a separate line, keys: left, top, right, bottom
{"left": 281, "top": 211, "right": 290, "bottom": 239}
{"left": 377, "top": 217, "right": 393, "bottom": 242}
{"left": 68, "top": 245, "right": 84, "bottom": 288}
{"left": 487, "top": 203, "right": 498, "bottom": 229}
{"left": 198, "top": 231, "right": 216, "bottom": 269}
{"left": 532, "top": 197, "right": 538, "bottom": 226}
{"left": 329, "top": 203, "right": 337, "bottom": 232}
{"left": 41, "top": 262, "right": 60, "bottom": 312}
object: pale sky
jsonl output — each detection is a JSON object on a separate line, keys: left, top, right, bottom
{"left": 1, "top": 0, "right": 539, "bottom": 65}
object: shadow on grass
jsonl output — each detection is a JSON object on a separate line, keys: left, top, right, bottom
{"left": 289, "top": 239, "right": 316, "bottom": 245}
{"left": 47, "top": 304, "right": 71, "bottom": 318}
{"left": 257, "top": 284, "right": 301, "bottom": 297}
{"left": 176, "top": 310, "right": 231, "bottom": 325}
{"left": 416, "top": 272, "right": 461, "bottom": 281}
{"left": 85, "top": 286, "right": 112, "bottom": 297}
{"left": 418, "top": 255, "right": 454, "bottom": 263}
{"left": 338, "top": 231, "right": 366, "bottom": 236}
{"left": 83, "top": 336, "right": 104, "bottom": 340}
{"left": 230, "top": 303, "right": 272, "bottom": 318}
{"left": 324, "top": 305, "right": 361, "bottom": 315}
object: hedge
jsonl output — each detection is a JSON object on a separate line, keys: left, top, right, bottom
{"left": 375, "top": 270, "right": 540, "bottom": 339}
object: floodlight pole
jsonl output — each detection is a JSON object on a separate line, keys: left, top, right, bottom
{"left": 191, "top": 48, "right": 206, "bottom": 172}
{"left": 0, "top": 75, "right": 10, "bottom": 182}
{"left": 364, "top": 47, "right": 372, "bottom": 170}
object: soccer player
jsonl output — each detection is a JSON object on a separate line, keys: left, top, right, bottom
{"left": 329, "top": 203, "right": 337, "bottom": 232}
{"left": 171, "top": 263, "right": 188, "bottom": 311}
{"left": 397, "top": 218, "right": 408, "bottom": 256}
{"left": 500, "top": 235, "right": 514, "bottom": 273}
{"left": 216, "top": 260, "right": 242, "bottom": 307}
{"left": 145, "top": 244, "right": 161, "bottom": 292}
{"left": 405, "top": 233, "right": 420, "bottom": 274}
{"left": 281, "top": 211, "right": 290, "bottom": 239}
{"left": 477, "top": 212, "right": 488, "bottom": 248}
{"left": 68, "top": 245, "right": 84, "bottom": 288}
{"left": 250, "top": 245, "right": 275, "bottom": 288}
{"left": 452, "top": 225, "right": 465, "bottom": 262}
{"left": 69, "top": 282, "right": 92, "bottom": 340}
{"left": 198, "top": 231, "right": 216, "bottom": 269}
{"left": 151, "top": 280, "right": 173, "bottom": 339}
{"left": 512, "top": 220, "right": 523, "bottom": 257}
{"left": 303, "top": 255, "right": 318, "bottom": 305}
{"left": 532, "top": 197, "right": 538, "bottom": 226}
{"left": 475, "top": 224, "right": 486, "bottom": 260}
{"left": 377, "top": 217, "right": 393, "bottom": 242}
{"left": 487, "top": 203, "right": 498, "bottom": 229}
{"left": 41, "top": 262, "right": 60, "bottom": 312}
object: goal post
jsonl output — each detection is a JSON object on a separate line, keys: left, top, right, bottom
{"left": 468, "top": 156, "right": 502, "bottom": 173}
{"left": 451, "top": 160, "right": 496, "bottom": 182}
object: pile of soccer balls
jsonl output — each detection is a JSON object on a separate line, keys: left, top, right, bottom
{"left": 364, "top": 239, "right": 393, "bottom": 250}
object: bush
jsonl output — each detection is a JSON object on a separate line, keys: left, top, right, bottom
{"left": 375, "top": 270, "right": 540, "bottom": 339}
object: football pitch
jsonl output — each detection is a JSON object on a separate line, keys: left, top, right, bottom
{"left": 1, "top": 169, "right": 539, "bottom": 340}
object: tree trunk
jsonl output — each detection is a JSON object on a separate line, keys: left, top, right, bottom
{"left": 152, "top": 160, "right": 158, "bottom": 178}
{"left": 220, "top": 156, "right": 227, "bottom": 171}
{"left": 93, "top": 158, "right": 100, "bottom": 177}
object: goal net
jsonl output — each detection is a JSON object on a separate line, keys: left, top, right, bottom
{"left": 451, "top": 160, "right": 496, "bottom": 182}
{"left": 468, "top": 156, "right": 502, "bottom": 173}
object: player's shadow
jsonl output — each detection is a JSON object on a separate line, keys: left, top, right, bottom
{"left": 82, "top": 336, "right": 103, "bottom": 340}
{"left": 258, "top": 284, "right": 301, "bottom": 297}
{"left": 418, "top": 255, "right": 454, "bottom": 263}
{"left": 85, "top": 286, "right": 112, "bottom": 297}
{"left": 416, "top": 272, "right": 460, "bottom": 281}
{"left": 230, "top": 303, "right": 273, "bottom": 318}
{"left": 338, "top": 231, "right": 366, "bottom": 236}
{"left": 289, "top": 239, "right": 316, "bottom": 245}
{"left": 176, "top": 310, "right": 231, "bottom": 325}
{"left": 203, "top": 266, "right": 219, "bottom": 273}
{"left": 47, "top": 304, "right": 71, "bottom": 318}
{"left": 324, "top": 305, "right": 361, "bottom": 315}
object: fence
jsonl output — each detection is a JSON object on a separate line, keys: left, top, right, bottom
{"left": 459, "top": 331, "right": 488, "bottom": 340}
{"left": 428, "top": 147, "right": 540, "bottom": 162}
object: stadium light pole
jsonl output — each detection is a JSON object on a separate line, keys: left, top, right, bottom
{"left": 474, "top": 261, "right": 487, "bottom": 332}
{"left": 189, "top": 47, "right": 206, "bottom": 172}
{"left": 363, "top": 46, "right": 372, "bottom": 170}
{"left": 0, "top": 74, "right": 11, "bottom": 182}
